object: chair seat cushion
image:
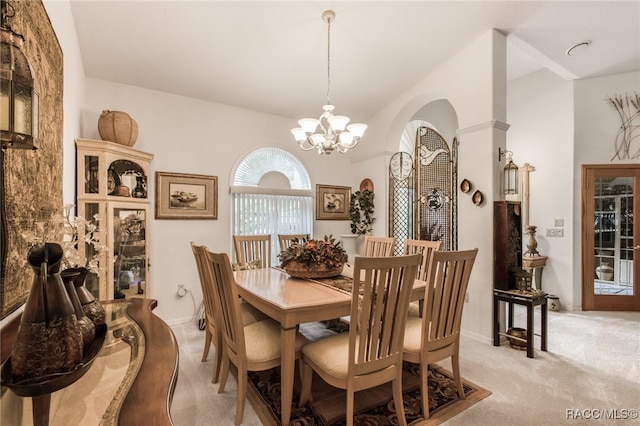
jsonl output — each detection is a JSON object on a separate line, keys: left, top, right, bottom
{"left": 245, "top": 319, "right": 308, "bottom": 363}
{"left": 301, "top": 332, "right": 350, "bottom": 380}
{"left": 402, "top": 316, "right": 423, "bottom": 354}
{"left": 407, "top": 301, "right": 421, "bottom": 317}
{"left": 240, "top": 301, "right": 268, "bottom": 324}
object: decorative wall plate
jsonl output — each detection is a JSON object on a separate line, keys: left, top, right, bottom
{"left": 460, "top": 179, "right": 471, "bottom": 193}
{"left": 472, "top": 190, "right": 484, "bottom": 206}
{"left": 359, "top": 178, "right": 374, "bottom": 192}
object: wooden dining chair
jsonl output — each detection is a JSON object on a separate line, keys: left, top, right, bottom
{"left": 298, "top": 253, "right": 422, "bottom": 426}
{"left": 204, "top": 249, "right": 309, "bottom": 425}
{"left": 190, "top": 242, "right": 266, "bottom": 384}
{"left": 363, "top": 235, "right": 396, "bottom": 257}
{"left": 403, "top": 239, "right": 443, "bottom": 317}
{"left": 403, "top": 248, "right": 478, "bottom": 419}
{"left": 232, "top": 234, "right": 271, "bottom": 268}
{"left": 403, "top": 239, "right": 443, "bottom": 280}
{"left": 277, "top": 233, "right": 309, "bottom": 252}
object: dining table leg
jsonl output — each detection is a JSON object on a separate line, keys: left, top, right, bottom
{"left": 280, "top": 325, "right": 297, "bottom": 425}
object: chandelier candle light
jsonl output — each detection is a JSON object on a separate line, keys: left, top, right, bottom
{"left": 291, "top": 10, "right": 366, "bottom": 155}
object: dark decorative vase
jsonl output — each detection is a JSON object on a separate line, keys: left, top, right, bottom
{"left": 10, "top": 243, "right": 83, "bottom": 381}
{"left": 132, "top": 175, "right": 147, "bottom": 198}
{"left": 61, "top": 268, "right": 96, "bottom": 349}
{"left": 73, "top": 267, "right": 106, "bottom": 326}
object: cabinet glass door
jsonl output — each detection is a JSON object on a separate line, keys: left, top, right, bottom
{"left": 583, "top": 165, "right": 639, "bottom": 311}
{"left": 113, "top": 207, "right": 147, "bottom": 299}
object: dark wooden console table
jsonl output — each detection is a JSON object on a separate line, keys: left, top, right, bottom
{"left": 493, "top": 289, "right": 548, "bottom": 358}
{"left": 1, "top": 298, "right": 178, "bottom": 425}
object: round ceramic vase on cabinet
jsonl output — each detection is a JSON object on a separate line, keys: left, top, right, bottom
{"left": 98, "top": 110, "right": 138, "bottom": 147}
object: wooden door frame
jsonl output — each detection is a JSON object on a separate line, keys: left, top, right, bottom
{"left": 582, "top": 164, "right": 639, "bottom": 311}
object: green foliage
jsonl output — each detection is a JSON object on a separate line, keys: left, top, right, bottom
{"left": 349, "top": 190, "right": 375, "bottom": 235}
{"left": 278, "top": 235, "right": 348, "bottom": 267}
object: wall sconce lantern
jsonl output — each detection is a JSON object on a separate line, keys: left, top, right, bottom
{"left": 499, "top": 147, "right": 518, "bottom": 195}
{"left": 1, "top": 0, "right": 39, "bottom": 150}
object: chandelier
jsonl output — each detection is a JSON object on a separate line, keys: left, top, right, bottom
{"left": 291, "top": 10, "right": 366, "bottom": 155}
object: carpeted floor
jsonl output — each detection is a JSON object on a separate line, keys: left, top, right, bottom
{"left": 170, "top": 308, "right": 640, "bottom": 426}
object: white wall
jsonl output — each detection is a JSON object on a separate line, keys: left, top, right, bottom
{"left": 82, "top": 79, "right": 355, "bottom": 322}
{"left": 508, "top": 69, "right": 640, "bottom": 311}
{"left": 507, "top": 68, "right": 575, "bottom": 307}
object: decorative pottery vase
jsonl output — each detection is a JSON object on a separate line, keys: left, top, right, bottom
{"left": 524, "top": 225, "right": 539, "bottom": 256}
{"left": 10, "top": 243, "right": 83, "bottom": 381}
{"left": 356, "top": 234, "right": 367, "bottom": 256}
{"left": 73, "top": 268, "right": 106, "bottom": 326}
{"left": 284, "top": 261, "right": 344, "bottom": 280}
{"left": 97, "top": 110, "right": 138, "bottom": 147}
{"left": 547, "top": 294, "right": 561, "bottom": 311}
{"left": 340, "top": 234, "right": 357, "bottom": 261}
{"left": 61, "top": 268, "right": 96, "bottom": 349}
{"left": 595, "top": 263, "right": 614, "bottom": 281}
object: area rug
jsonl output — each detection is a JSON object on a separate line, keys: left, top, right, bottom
{"left": 247, "top": 362, "right": 491, "bottom": 426}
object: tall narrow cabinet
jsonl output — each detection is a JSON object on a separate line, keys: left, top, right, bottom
{"left": 75, "top": 139, "right": 154, "bottom": 301}
{"left": 493, "top": 201, "right": 523, "bottom": 291}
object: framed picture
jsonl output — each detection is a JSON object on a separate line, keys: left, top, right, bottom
{"left": 316, "top": 184, "right": 351, "bottom": 220}
{"left": 155, "top": 172, "right": 218, "bottom": 220}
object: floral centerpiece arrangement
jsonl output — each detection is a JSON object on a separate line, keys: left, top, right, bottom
{"left": 22, "top": 205, "right": 108, "bottom": 274}
{"left": 278, "top": 235, "right": 348, "bottom": 279}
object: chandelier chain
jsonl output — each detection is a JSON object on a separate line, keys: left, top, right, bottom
{"left": 326, "top": 13, "right": 331, "bottom": 106}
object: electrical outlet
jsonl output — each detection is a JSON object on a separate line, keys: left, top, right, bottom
{"left": 177, "top": 284, "right": 187, "bottom": 297}
{"left": 554, "top": 218, "right": 564, "bottom": 227}
{"left": 546, "top": 228, "right": 564, "bottom": 237}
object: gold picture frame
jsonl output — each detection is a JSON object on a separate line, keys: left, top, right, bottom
{"left": 155, "top": 172, "right": 218, "bottom": 220}
{"left": 316, "top": 184, "right": 351, "bottom": 220}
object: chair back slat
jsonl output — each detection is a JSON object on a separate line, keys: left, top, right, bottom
{"left": 190, "top": 242, "right": 217, "bottom": 330}
{"left": 403, "top": 239, "right": 442, "bottom": 280}
{"left": 423, "top": 249, "right": 477, "bottom": 349}
{"left": 277, "top": 234, "right": 310, "bottom": 252}
{"left": 350, "top": 254, "right": 421, "bottom": 376}
{"left": 233, "top": 234, "right": 271, "bottom": 267}
{"left": 205, "top": 250, "right": 246, "bottom": 358}
{"left": 363, "top": 236, "right": 396, "bottom": 257}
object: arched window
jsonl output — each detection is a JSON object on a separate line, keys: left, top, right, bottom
{"left": 231, "top": 147, "right": 313, "bottom": 265}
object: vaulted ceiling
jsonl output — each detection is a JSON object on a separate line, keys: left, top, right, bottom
{"left": 69, "top": 1, "right": 640, "bottom": 121}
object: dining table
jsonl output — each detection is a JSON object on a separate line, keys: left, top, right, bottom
{"left": 233, "top": 265, "right": 426, "bottom": 426}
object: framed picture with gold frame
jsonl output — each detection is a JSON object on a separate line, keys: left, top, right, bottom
{"left": 155, "top": 172, "right": 217, "bottom": 219}
{"left": 316, "top": 184, "right": 351, "bottom": 220}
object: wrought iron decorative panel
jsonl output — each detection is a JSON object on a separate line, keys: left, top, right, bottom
{"left": 389, "top": 127, "right": 458, "bottom": 254}
{"left": 415, "top": 127, "right": 457, "bottom": 251}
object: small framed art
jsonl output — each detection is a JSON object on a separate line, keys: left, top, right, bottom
{"left": 316, "top": 184, "right": 351, "bottom": 220}
{"left": 155, "top": 172, "right": 218, "bottom": 219}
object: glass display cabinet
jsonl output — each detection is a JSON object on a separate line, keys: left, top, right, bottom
{"left": 75, "top": 139, "right": 154, "bottom": 301}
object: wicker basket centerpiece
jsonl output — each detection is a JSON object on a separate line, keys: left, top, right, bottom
{"left": 283, "top": 261, "right": 344, "bottom": 280}
{"left": 278, "top": 235, "right": 348, "bottom": 280}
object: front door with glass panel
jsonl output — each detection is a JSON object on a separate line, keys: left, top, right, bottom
{"left": 582, "top": 165, "right": 639, "bottom": 311}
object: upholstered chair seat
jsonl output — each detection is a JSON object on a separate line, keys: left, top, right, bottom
{"left": 244, "top": 319, "right": 308, "bottom": 363}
